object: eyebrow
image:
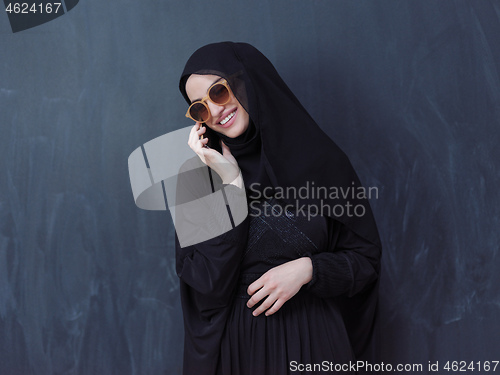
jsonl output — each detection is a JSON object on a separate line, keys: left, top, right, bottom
{"left": 190, "top": 77, "right": 224, "bottom": 104}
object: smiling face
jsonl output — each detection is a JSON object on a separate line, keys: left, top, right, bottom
{"left": 185, "top": 74, "right": 250, "bottom": 138}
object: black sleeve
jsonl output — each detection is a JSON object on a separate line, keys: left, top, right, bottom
{"left": 175, "top": 181, "right": 250, "bottom": 315}
{"left": 306, "top": 218, "right": 381, "bottom": 299}
{"left": 173, "top": 162, "right": 250, "bottom": 375}
{"left": 175, "top": 197, "right": 249, "bottom": 375}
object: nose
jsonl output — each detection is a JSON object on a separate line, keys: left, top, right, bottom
{"left": 207, "top": 101, "right": 224, "bottom": 122}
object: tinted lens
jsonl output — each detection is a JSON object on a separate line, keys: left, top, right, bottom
{"left": 189, "top": 102, "right": 209, "bottom": 122}
{"left": 209, "top": 83, "right": 230, "bottom": 105}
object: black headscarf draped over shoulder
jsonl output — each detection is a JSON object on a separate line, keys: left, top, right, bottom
{"left": 179, "top": 42, "right": 381, "bottom": 361}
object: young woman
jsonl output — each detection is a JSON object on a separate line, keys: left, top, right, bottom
{"left": 175, "top": 42, "right": 382, "bottom": 375}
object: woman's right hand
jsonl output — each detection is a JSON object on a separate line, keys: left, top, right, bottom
{"left": 188, "top": 123, "right": 243, "bottom": 188}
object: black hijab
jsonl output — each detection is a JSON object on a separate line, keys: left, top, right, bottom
{"left": 179, "top": 42, "right": 381, "bottom": 362}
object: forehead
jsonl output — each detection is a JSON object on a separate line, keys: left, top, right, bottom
{"left": 185, "top": 74, "right": 222, "bottom": 102}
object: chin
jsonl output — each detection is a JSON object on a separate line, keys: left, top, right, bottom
{"left": 225, "top": 122, "right": 248, "bottom": 138}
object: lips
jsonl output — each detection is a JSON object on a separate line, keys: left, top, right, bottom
{"left": 217, "top": 109, "right": 237, "bottom": 128}
{"left": 220, "top": 110, "right": 236, "bottom": 125}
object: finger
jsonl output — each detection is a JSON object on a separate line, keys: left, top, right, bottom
{"left": 252, "top": 295, "right": 278, "bottom": 317}
{"left": 197, "top": 123, "right": 206, "bottom": 136}
{"left": 189, "top": 124, "right": 208, "bottom": 151}
{"left": 265, "top": 298, "right": 285, "bottom": 316}
{"left": 198, "top": 127, "right": 208, "bottom": 146}
{"left": 191, "top": 122, "right": 202, "bottom": 135}
{"left": 188, "top": 124, "right": 201, "bottom": 147}
{"left": 246, "top": 287, "right": 268, "bottom": 308}
{"left": 247, "top": 278, "right": 265, "bottom": 296}
{"left": 188, "top": 136, "right": 204, "bottom": 153}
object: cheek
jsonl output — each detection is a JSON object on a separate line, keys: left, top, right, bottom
{"left": 205, "top": 122, "right": 218, "bottom": 130}
{"left": 239, "top": 107, "right": 250, "bottom": 125}
{"left": 236, "top": 101, "right": 247, "bottom": 119}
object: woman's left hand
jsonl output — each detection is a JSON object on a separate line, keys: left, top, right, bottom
{"left": 247, "top": 257, "right": 313, "bottom": 317}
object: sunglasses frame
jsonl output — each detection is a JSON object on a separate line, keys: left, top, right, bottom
{"left": 185, "top": 79, "right": 233, "bottom": 123}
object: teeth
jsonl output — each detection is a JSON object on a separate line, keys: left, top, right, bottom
{"left": 220, "top": 110, "right": 235, "bottom": 125}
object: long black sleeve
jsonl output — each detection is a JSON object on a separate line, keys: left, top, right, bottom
{"left": 175, "top": 180, "right": 249, "bottom": 375}
{"left": 175, "top": 182, "right": 249, "bottom": 313}
{"left": 306, "top": 218, "right": 381, "bottom": 299}
{"left": 176, "top": 216, "right": 249, "bottom": 311}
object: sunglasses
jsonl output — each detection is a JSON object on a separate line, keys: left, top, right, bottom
{"left": 185, "top": 79, "right": 233, "bottom": 123}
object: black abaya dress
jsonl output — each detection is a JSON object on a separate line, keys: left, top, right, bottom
{"left": 176, "top": 191, "right": 380, "bottom": 375}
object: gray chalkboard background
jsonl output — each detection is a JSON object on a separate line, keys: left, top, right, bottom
{"left": 1, "top": 1, "right": 499, "bottom": 374}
